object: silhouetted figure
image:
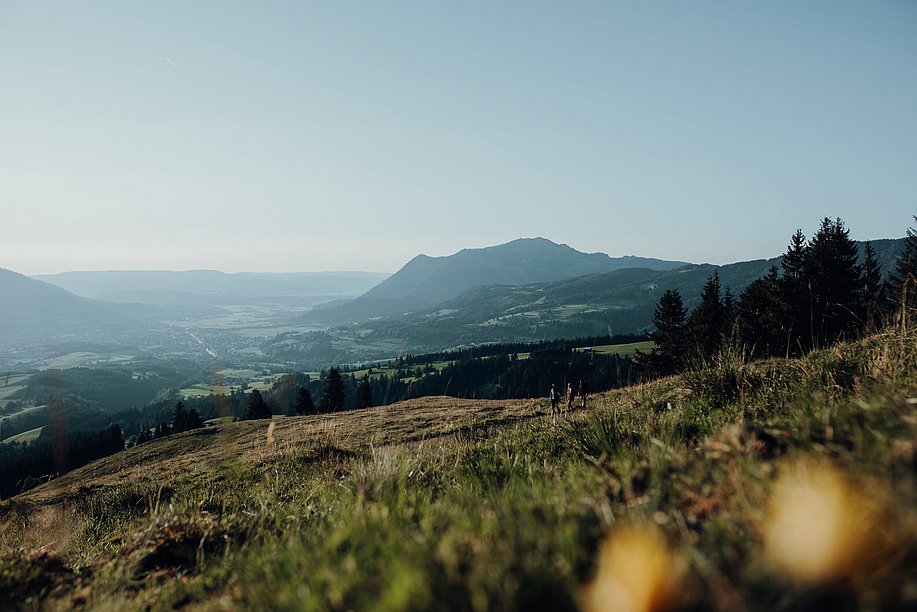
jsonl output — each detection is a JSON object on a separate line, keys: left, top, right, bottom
{"left": 579, "top": 378, "right": 589, "bottom": 409}
{"left": 549, "top": 383, "right": 560, "bottom": 423}
{"left": 565, "top": 383, "right": 574, "bottom": 413}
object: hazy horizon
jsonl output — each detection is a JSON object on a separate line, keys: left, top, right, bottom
{"left": 12, "top": 229, "right": 910, "bottom": 277}
{"left": 2, "top": 2, "right": 915, "bottom": 275}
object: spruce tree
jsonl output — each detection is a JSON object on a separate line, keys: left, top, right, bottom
{"left": 782, "top": 229, "right": 807, "bottom": 280}
{"left": 723, "top": 286, "right": 736, "bottom": 336}
{"left": 687, "top": 272, "right": 726, "bottom": 358}
{"left": 244, "top": 389, "right": 271, "bottom": 420}
{"left": 172, "top": 401, "right": 187, "bottom": 432}
{"left": 804, "top": 217, "right": 862, "bottom": 346}
{"left": 737, "top": 267, "right": 786, "bottom": 357}
{"left": 887, "top": 216, "right": 917, "bottom": 312}
{"left": 294, "top": 386, "right": 315, "bottom": 415}
{"left": 319, "top": 368, "right": 346, "bottom": 412}
{"left": 645, "top": 289, "right": 688, "bottom": 374}
{"left": 170, "top": 400, "right": 203, "bottom": 433}
{"left": 355, "top": 376, "right": 374, "bottom": 409}
{"left": 780, "top": 229, "right": 809, "bottom": 350}
{"left": 861, "top": 242, "right": 883, "bottom": 330}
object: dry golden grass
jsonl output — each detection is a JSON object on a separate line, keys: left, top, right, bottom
{"left": 1, "top": 330, "right": 914, "bottom": 611}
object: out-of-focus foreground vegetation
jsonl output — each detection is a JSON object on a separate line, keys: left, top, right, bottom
{"left": 1, "top": 322, "right": 915, "bottom": 610}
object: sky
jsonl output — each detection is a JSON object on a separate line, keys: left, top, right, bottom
{"left": 1, "top": 1, "right": 915, "bottom": 275}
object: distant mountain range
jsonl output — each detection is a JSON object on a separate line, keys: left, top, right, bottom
{"left": 378, "top": 237, "right": 905, "bottom": 341}
{"left": 0, "top": 269, "right": 125, "bottom": 339}
{"left": 260, "top": 237, "right": 907, "bottom": 364}
{"left": 35, "top": 270, "right": 390, "bottom": 306}
{"left": 1, "top": 236, "right": 907, "bottom": 368}
{"left": 299, "top": 238, "right": 689, "bottom": 324}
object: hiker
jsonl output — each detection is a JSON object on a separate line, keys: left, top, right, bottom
{"left": 565, "top": 382, "right": 574, "bottom": 413}
{"left": 549, "top": 383, "right": 560, "bottom": 423}
{"left": 578, "top": 378, "right": 589, "bottom": 409}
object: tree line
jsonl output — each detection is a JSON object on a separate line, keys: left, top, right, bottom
{"left": 259, "top": 347, "right": 635, "bottom": 419}
{"left": 0, "top": 424, "right": 123, "bottom": 499}
{"left": 642, "top": 216, "right": 916, "bottom": 374}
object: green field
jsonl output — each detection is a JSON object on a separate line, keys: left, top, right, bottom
{"left": 0, "top": 404, "right": 46, "bottom": 424}
{"left": 575, "top": 340, "right": 655, "bottom": 357}
{"left": 36, "top": 352, "right": 133, "bottom": 370}
{"left": 179, "top": 369, "right": 291, "bottom": 399}
{"left": 0, "top": 426, "right": 44, "bottom": 446}
{"left": 0, "top": 373, "right": 30, "bottom": 409}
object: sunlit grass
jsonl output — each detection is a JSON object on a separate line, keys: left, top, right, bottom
{"left": 1, "top": 329, "right": 915, "bottom": 610}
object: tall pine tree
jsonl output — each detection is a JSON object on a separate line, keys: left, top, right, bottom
{"left": 243, "top": 389, "right": 271, "bottom": 420}
{"left": 804, "top": 217, "right": 862, "bottom": 346}
{"left": 780, "top": 229, "right": 809, "bottom": 350}
{"left": 687, "top": 272, "right": 726, "bottom": 359}
{"left": 887, "top": 216, "right": 917, "bottom": 313}
{"left": 355, "top": 376, "right": 374, "bottom": 409}
{"left": 861, "top": 241, "right": 883, "bottom": 331}
{"left": 738, "top": 267, "right": 786, "bottom": 357}
{"left": 319, "top": 368, "right": 346, "bottom": 412}
{"left": 294, "top": 386, "right": 315, "bottom": 415}
{"left": 644, "top": 289, "right": 688, "bottom": 375}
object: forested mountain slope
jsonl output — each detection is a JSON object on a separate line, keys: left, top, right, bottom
{"left": 300, "top": 237, "right": 689, "bottom": 324}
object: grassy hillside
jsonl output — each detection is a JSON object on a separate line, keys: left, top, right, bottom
{"left": 1, "top": 328, "right": 915, "bottom": 610}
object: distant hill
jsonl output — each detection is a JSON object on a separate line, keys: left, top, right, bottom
{"left": 355, "top": 258, "right": 782, "bottom": 350}
{"left": 0, "top": 269, "right": 125, "bottom": 339}
{"left": 35, "top": 270, "right": 390, "bottom": 306}
{"left": 300, "top": 238, "right": 689, "bottom": 324}
{"left": 266, "top": 237, "right": 907, "bottom": 364}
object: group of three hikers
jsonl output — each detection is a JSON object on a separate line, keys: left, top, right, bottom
{"left": 548, "top": 379, "right": 589, "bottom": 419}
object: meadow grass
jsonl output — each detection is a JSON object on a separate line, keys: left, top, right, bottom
{"left": 1, "top": 329, "right": 915, "bottom": 610}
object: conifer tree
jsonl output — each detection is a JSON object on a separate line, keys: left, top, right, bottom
{"left": 804, "top": 217, "right": 862, "bottom": 346}
{"left": 687, "top": 272, "right": 726, "bottom": 358}
{"left": 294, "top": 386, "right": 314, "bottom": 415}
{"left": 170, "top": 400, "right": 202, "bottom": 433}
{"left": 738, "top": 267, "right": 786, "bottom": 357}
{"left": 355, "top": 376, "right": 374, "bottom": 409}
{"left": 782, "top": 229, "right": 807, "bottom": 280}
{"left": 644, "top": 289, "right": 688, "bottom": 374}
{"left": 243, "top": 389, "right": 271, "bottom": 420}
{"left": 780, "top": 229, "right": 809, "bottom": 349}
{"left": 723, "top": 286, "right": 737, "bottom": 336}
{"left": 887, "top": 216, "right": 917, "bottom": 312}
{"left": 172, "top": 401, "right": 187, "bottom": 431}
{"left": 861, "top": 242, "right": 883, "bottom": 330}
{"left": 319, "top": 368, "right": 346, "bottom": 412}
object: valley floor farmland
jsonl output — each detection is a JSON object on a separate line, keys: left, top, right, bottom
{"left": 1, "top": 329, "right": 915, "bottom": 610}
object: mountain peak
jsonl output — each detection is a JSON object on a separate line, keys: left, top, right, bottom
{"left": 300, "top": 239, "right": 689, "bottom": 324}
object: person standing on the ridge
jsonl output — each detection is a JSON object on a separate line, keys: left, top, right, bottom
{"left": 565, "top": 382, "right": 574, "bottom": 413}
{"left": 549, "top": 383, "right": 560, "bottom": 423}
{"left": 578, "top": 378, "right": 589, "bottom": 409}
{"left": 549, "top": 383, "right": 560, "bottom": 410}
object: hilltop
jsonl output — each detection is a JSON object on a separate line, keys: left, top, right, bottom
{"left": 2, "top": 327, "right": 915, "bottom": 610}
{"left": 299, "top": 237, "right": 689, "bottom": 324}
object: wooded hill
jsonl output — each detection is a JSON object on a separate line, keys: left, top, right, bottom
{"left": 266, "top": 238, "right": 905, "bottom": 365}
{"left": 299, "top": 237, "right": 689, "bottom": 324}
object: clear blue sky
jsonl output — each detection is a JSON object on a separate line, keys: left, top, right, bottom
{"left": 1, "top": 1, "right": 915, "bottom": 274}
